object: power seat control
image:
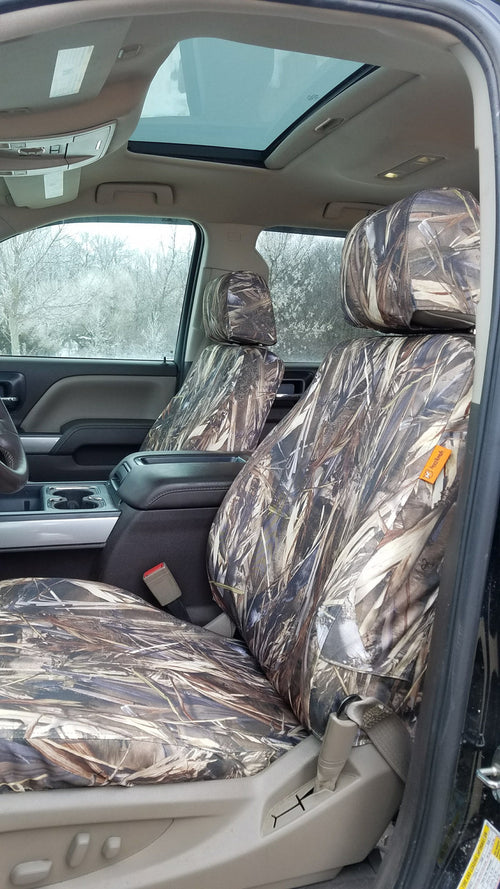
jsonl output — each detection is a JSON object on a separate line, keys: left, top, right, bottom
{"left": 102, "top": 836, "right": 122, "bottom": 860}
{"left": 10, "top": 859, "right": 52, "bottom": 887}
{"left": 66, "top": 832, "right": 90, "bottom": 868}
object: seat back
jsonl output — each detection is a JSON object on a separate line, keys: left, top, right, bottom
{"left": 208, "top": 188, "right": 479, "bottom": 737}
{"left": 142, "top": 271, "right": 284, "bottom": 452}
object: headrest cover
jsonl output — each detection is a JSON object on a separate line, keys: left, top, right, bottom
{"left": 203, "top": 271, "right": 277, "bottom": 346}
{"left": 341, "top": 188, "right": 480, "bottom": 332}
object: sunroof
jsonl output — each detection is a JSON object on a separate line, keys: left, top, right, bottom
{"left": 129, "top": 38, "right": 372, "bottom": 164}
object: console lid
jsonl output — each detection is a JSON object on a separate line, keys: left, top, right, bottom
{"left": 110, "top": 451, "right": 247, "bottom": 511}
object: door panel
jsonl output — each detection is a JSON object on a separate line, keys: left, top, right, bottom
{"left": 21, "top": 372, "right": 175, "bottom": 432}
{"left": 0, "top": 356, "right": 178, "bottom": 481}
{"left": 12, "top": 360, "right": 317, "bottom": 481}
{"left": 0, "top": 216, "right": 199, "bottom": 481}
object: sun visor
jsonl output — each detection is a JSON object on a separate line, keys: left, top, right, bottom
{"left": 4, "top": 169, "right": 80, "bottom": 208}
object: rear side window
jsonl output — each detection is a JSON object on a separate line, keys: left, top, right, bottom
{"left": 257, "top": 229, "right": 370, "bottom": 363}
{"left": 0, "top": 218, "right": 197, "bottom": 360}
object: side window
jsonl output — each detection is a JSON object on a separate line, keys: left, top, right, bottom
{"left": 256, "top": 229, "right": 372, "bottom": 363}
{"left": 0, "top": 218, "right": 197, "bottom": 360}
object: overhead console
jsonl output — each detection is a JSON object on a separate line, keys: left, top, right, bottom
{"left": 0, "top": 122, "right": 115, "bottom": 207}
{"left": 0, "top": 123, "right": 115, "bottom": 176}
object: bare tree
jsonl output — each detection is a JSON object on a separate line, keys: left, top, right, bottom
{"left": 128, "top": 230, "right": 193, "bottom": 358}
{"left": 0, "top": 226, "right": 84, "bottom": 354}
{"left": 257, "top": 230, "right": 355, "bottom": 362}
{"left": 0, "top": 222, "right": 195, "bottom": 360}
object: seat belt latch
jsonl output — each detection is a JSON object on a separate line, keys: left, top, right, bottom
{"left": 314, "top": 710, "right": 358, "bottom": 793}
{"left": 314, "top": 694, "right": 411, "bottom": 793}
{"left": 143, "top": 562, "right": 182, "bottom": 607}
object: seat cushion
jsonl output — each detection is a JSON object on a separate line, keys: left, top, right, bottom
{"left": 142, "top": 342, "right": 283, "bottom": 451}
{"left": 0, "top": 578, "right": 305, "bottom": 792}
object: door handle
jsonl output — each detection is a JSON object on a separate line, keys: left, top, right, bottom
{"left": 0, "top": 373, "right": 25, "bottom": 411}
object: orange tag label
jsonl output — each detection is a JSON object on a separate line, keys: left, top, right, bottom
{"left": 419, "top": 446, "right": 452, "bottom": 484}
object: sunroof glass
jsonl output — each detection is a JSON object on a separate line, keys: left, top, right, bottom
{"left": 130, "top": 38, "right": 368, "bottom": 156}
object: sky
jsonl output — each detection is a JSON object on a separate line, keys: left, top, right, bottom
{"left": 63, "top": 220, "right": 196, "bottom": 253}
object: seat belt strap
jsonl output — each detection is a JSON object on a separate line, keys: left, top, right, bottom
{"left": 344, "top": 696, "right": 411, "bottom": 784}
{"left": 165, "top": 597, "right": 192, "bottom": 622}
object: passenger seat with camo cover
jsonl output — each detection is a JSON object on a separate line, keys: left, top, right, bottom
{"left": 0, "top": 188, "right": 479, "bottom": 889}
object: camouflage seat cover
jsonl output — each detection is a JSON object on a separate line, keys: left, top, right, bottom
{"left": 0, "top": 188, "right": 479, "bottom": 791}
{"left": 209, "top": 188, "right": 478, "bottom": 739}
{"left": 0, "top": 579, "right": 304, "bottom": 791}
{"left": 142, "top": 271, "right": 284, "bottom": 452}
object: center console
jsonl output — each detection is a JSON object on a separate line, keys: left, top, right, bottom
{"left": 0, "top": 480, "right": 120, "bottom": 549}
{"left": 100, "top": 451, "right": 245, "bottom": 623}
{"left": 0, "top": 451, "right": 246, "bottom": 625}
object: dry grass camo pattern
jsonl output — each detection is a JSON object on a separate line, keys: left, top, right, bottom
{"left": 142, "top": 343, "right": 283, "bottom": 451}
{"left": 203, "top": 270, "right": 278, "bottom": 346}
{"left": 0, "top": 578, "right": 304, "bottom": 791}
{"left": 341, "top": 188, "right": 479, "bottom": 331}
{"left": 208, "top": 333, "right": 474, "bottom": 737}
{"left": 142, "top": 270, "right": 283, "bottom": 451}
{"left": 0, "top": 188, "right": 478, "bottom": 791}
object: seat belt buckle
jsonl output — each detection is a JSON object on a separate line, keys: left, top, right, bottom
{"left": 143, "top": 562, "right": 182, "bottom": 607}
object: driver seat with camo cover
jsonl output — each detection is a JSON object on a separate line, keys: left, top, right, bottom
{"left": 141, "top": 270, "right": 284, "bottom": 453}
{"left": 0, "top": 188, "right": 479, "bottom": 889}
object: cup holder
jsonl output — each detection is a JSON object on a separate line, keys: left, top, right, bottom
{"left": 44, "top": 486, "right": 104, "bottom": 511}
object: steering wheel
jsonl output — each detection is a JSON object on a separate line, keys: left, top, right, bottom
{"left": 0, "top": 399, "right": 28, "bottom": 493}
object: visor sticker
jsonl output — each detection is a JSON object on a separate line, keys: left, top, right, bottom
{"left": 456, "top": 820, "right": 500, "bottom": 889}
{"left": 419, "top": 445, "right": 452, "bottom": 485}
